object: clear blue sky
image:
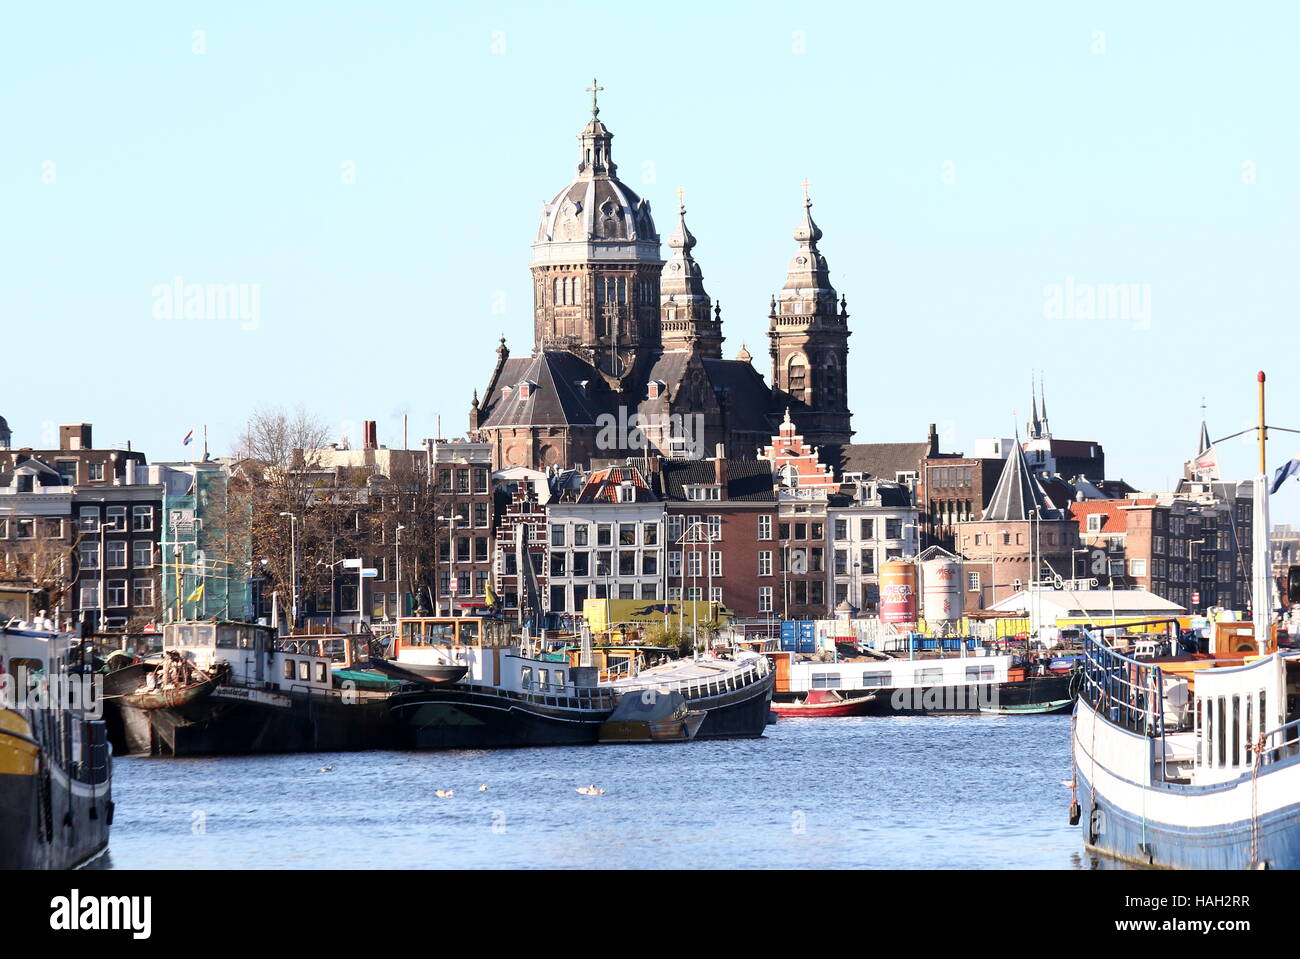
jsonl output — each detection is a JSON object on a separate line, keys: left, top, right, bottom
{"left": 3, "top": 2, "right": 1298, "bottom": 521}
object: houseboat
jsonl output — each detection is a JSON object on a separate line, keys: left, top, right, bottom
{"left": 1, "top": 617, "right": 112, "bottom": 869}
{"left": 386, "top": 615, "right": 774, "bottom": 749}
{"left": 103, "top": 620, "right": 398, "bottom": 756}
{"left": 767, "top": 646, "right": 1076, "bottom": 716}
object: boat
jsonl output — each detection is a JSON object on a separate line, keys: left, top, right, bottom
{"left": 1, "top": 616, "right": 112, "bottom": 869}
{"left": 766, "top": 647, "right": 1078, "bottom": 716}
{"left": 598, "top": 689, "right": 707, "bottom": 743}
{"left": 980, "top": 699, "right": 1073, "bottom": 716}
{"left": 770, "top": 688, "right": 877, "bottom": 717}
{"left": 386, "top": 615, "right": 775, "bottom": 749}
{"left": 103, "top": 620, "right": 399, "bottom": 756}
{"left": 1070, "top": 370, "right": 1300, "bottom": 868}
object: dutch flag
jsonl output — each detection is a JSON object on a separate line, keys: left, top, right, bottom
{"left": 183, "top": 429, "right": 194, "bottom": 446}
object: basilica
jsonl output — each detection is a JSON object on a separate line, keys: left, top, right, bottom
{"left": 468, "top": 87, "right": 854, "bottom": 470}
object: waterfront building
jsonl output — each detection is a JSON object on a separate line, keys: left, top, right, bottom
{"left": 657, "top": 454, "right": 778, "bottom": 620}
{"left": 545, "top": 466, "right": 664, "bottom": 617}
{"left": 953, "top": 435, "right": 1081, "bottom": 609}
{"left": 827, "top": 475, "right": 918, "bottom": 614}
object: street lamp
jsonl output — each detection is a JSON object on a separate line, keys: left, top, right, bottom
{"left": 395, "top": 524, "right": 406, "bottom": 620}
{"left": 279, "top": 512, "right": 298, "bottom": 630}
{"left": 437, "top": 513, "right": 465, "bottom": 616}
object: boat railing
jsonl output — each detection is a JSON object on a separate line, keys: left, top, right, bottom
{"left": 1079, "top": 636, "right": 1166, "bottom": 740}
{"left": 1260, "top": 717, "right": 1300, "bottom": 768}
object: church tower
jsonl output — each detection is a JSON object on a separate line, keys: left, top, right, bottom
{"left": 767, "top": 185, "right": 852, "bottom": 447}
{"left": 530, "top": 81, "right": 663, "bottom": 384}
{"left": 659, "top": 192, "right": 723, "bottom": 358}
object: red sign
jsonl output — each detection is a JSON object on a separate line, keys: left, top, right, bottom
{"left": 449, "top": 578, "right": 459, "bottom": 594}
{"left": 1192, "top": 591, "right": 1200, "bottom": 604}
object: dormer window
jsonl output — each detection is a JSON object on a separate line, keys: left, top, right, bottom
{"left": 1087, "top": 514, "right": 1103, "bottom": 533}
{"left": 617, "top": 482, "right": 635, "bottom": 503}
{"left": 648, "top": 380, "right": 667, "bottom": 400}
{"left": 517, "top": 381, "right": 537, "bottom": 400}
{"left": 501, "top": 385, "right": 514, "bottom": 402}
{"left": 686, "top": 485, "right": 721, "bottom": 501}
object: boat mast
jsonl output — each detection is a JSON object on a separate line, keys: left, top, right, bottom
{"left": 1253, "top": 371, "right": 1272, "bottom": 644}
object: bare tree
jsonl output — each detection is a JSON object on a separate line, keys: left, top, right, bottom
{"left": 386, "top": 460, "right": 458, "bottom": 616}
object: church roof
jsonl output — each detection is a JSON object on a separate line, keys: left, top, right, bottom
{"left": 824, "top": 442, "right": 931, "bottom": 483}
{"left": 478, "top": 352, "right": 612, "bottom": 429}
{"left": 700, "top": 358, "right": 778, "bottom": 435}
{"left": 983, "top": 438, "right": 1062, "bottom": 521}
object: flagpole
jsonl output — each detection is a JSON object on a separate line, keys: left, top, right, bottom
{"left": 1253, "top": 371, "right": 1271, "bottom": 646}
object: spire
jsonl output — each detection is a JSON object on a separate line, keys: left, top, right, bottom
{"left": 1197, "top": 398, "right": 1211, "bottom": 455}
{"left": 1029, "top": 373, "right": 1040, "bottom": 438}
{"left": 576, "top": 80, "right": 615, "bottom": 177}
{"left": 660, "top": 188, "right": 721, "bottom": 357}
{"left": 983, "top": 431, "right": 1061, "bottom": 522}
{"left": 778, "top": 182, "right": 835, "bottom": 308}
{"left": 1039, "top": 371, "right": 1050, "bottom": 437}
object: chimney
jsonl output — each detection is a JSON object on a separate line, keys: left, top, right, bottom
{"left": 60, "top": 423, "right": 92, "bottom": 451}
{"left": 714, "top": 444, "right": 728, "bottom": 491}
{"left": 363, "top": 420, "right": 378, "bottom": 451}
{"left": 927, "top": 423, "right": 939, "bottom": 457}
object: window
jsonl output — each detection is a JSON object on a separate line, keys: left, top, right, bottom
{"left": 619, "top": 551, "right": 636, "bottom": 576}
{"left": 572, "top": 551, "right": 589, "bottom": 577}
{"left": 619, "top": 523, "right": 637, "bottom": 546}
{"left": 283, "top": 659, "right": 295, "bottom": 680}
{"left": 79, "top": 542, "right": 100, "bottom": 570}
{"left": 1087, "top": 514, "right": 1103, "bottom": 533}
{"left": 79, "top": 583, "right": 99, "bottom": 609}
{"left": 642, "top": 523, "right": 658, "bottom": 545}
{"left": 706, "top": 515, "right": 722, "bottom": 540}
{"left": 105, "top": 506, "right": 127, "bottom": 531}
{"left": 834, "top": 520, "right": 847, "bottom": 540}
{"left": 88, "top": 462, "right": 105, "bottom": 481}
{"left": 709, "top": 551, "right": 722, "bottom": 577}
{"left": 106, "top": 540, "right": 127, "bottom": 568}
{"left": 573, "top": 524, "right": 589, "bottom": 546}
{"left": 667, "top": 552, "right": 682, "bottom": 578}
{"left": 132, "top": 540, "right": 153, "bottom": 568}
{"left": 860, "top": 518, "right": 875, "bottom": 539}
{"left": 474, "top": 468, "right": 489, "bottom": 493}
{"left": 966, "top": 665, "right": 995, "bottom": 681}
{"left": 79, "top": 507, "right": 99, "bottom": 533}
{"left": 687, "top": 551, "right": 702, "bottom": 576}
{"left": 550, "top": 553, "right": 566, "bottom": 577}
{"left": 811, "top": 673, "right": 842, "bottom": 690}
{"left": 132, "top": 505, "right": 153, "bottom": 531}
{"left": 967, "top": 572, "right": 980, "bottom": 592}
{"left": 758, "top": 586, "right": 773, "bottom": 613}
{"left": 106, "top": 580, "right": 127, "bottom": 608}
{"left": 885, "top": 519, "right": 902, "bottom": 539}
{"left": 915, "top": 668, "right": 944, "bottom": 685}
{"left": 642, "top": 552, "right": 658, "bottom": 576}
{"left": 551, "top": 525, "right": 566, "bottom": 547}
{"left": 473, "top": 502, "right": 488, "bottom": 527}
{"left": 862, "top": 672, "right": 891, "bottom": 688}
{"left": 686, "top": 485, "right": 721, "bottom": 500}
{"left": 14, "top": 518, "right": 34, "bottom": 540}
{"left": 758, "top": 551, "right": 773, "bottom": 577}
{"left": 758, "top": 516, "right": 772, "bottom": 540}
{"left": 597, "top": 524, "right": 613, "bottom": 546}
{"left": 132, "top": 579, "right": 154, "bottom": 607}
{"left": 43, "top": 518, "right": 62, "bottom": 538}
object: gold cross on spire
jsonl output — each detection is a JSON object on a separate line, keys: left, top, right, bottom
{"left": 677, "top": 186, "right": 686, "bottom": 212}
{"left": 586, "top": 78, "right": 604, "bottom": 119}
{"left": 801, "top": 178, "right": 811, "bottom": 204}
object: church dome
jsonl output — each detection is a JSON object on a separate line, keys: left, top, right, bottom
{"left": 532, "top": 87, "right": 660, "bottom": 265}
{"left": 0, "top": 415, "right": 10, "bottom": 449}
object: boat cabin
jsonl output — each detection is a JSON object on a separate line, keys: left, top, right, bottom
{"left": 161, "top": 621, "right": 334, "bottom": 694}
{"left": 394, "top": 615, "right": 588, "bottom": 695}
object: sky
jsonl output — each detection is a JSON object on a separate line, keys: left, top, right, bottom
{"left": 3, "top": 1, "right": 1298, "bottom": 522}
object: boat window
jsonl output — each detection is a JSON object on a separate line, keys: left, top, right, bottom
{"left": 861, "top": 672, "right": 890, "bottom": 688}
{"left": 298, "top": 660, "right": 310, "bottom": 681}
{"left": 553, "top": 670, "right": 565, "bottom": 688}
{"left": 1245, "top": 695, "right": 1254, "bottom": 764}
{"left": 238, "top": 629, "right": 254, "bottom": 649}
{"left": 424, "top": 623, "right": 455, "bottom": 645}
{"left": 539, "top": 669, "right": 549, "bottom": 689}
{"left": 1217, "top": 697, "right": 1227, "bottom": 767}
{"left": 283, "top": 659, "right": 294, "bottom": 680}
{"left": 915, "top": 668, "right": 943, "bottom": 685}
{"left": 217, "top": 626, "right": 239, "bottom": 649}
{"left": 1202, "top": 698, "right": 1213, "bottom": 767}
{"left": 965, "top": 665, "right": 995, "bottom": 682}
{"left": 315, "top": 662, "right": 327, "bottom": 684}
{"left": 402, "top": 621, "right": 421, "bottom": 641}
{"left": 520, "top": 666, "right": 532, "bottom": 690}
{"left": 811, "top": 673, "right": 841, "bottom": 689}
{"left": 196, "top": 625, "right": 215, "bottom": 646}
{"left": 458, "top": 621, "right": 481, "bottom": 645}
{"left": 178, "top": 626, "right": 196, "bottom": 647}
{"left": 1231, "top": 695, "right": 1241, "bottom": 767}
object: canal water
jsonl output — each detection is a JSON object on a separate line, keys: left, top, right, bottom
{"left": 99, "top": 713, "right": 1098, "bottom": 869}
